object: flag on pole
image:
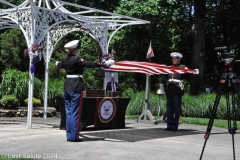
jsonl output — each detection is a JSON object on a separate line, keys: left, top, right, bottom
{"left": 146, "top": 41, "right": 154, "bottom": 59}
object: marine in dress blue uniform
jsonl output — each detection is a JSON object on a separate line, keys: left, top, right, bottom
{"left": 56, "top": 40, "right": 114, "bottom": 142}
{"left": 164, "top": 52, "right": 187, "bottom": 132}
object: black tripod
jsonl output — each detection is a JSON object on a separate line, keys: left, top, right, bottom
{"left": 200, "top": 62, "right": 240, "bottom": 160}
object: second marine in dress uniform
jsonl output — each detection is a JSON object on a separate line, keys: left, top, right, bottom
{"left": 164, "top": 52, "right": 187, "bottom": 132}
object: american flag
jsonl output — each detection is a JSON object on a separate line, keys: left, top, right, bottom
{"left": 103, "top": 61, "right": 197, "bottom": 75}
{"left": 146, "top": 41, "right": 154, "bottom": 59}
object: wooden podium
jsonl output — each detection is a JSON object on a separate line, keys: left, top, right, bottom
{"left": 56, "top": 95, "right": 131, "bottom": 129}
{"left": 83, "top": 89, "right": 105, "bottom": 97}
{"left": 106, "top": 91, "right": 122, "bottom": 97}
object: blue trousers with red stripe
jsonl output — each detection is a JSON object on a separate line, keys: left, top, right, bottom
{"left": 64, "top": 91, "right": 82, "bottom": 141}
{"left": 166, "top": 95, "right": 181, "bottom": 130}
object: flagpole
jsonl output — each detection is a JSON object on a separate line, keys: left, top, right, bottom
{"left": 138, "top": 40, "right": 157, "bottom": 124}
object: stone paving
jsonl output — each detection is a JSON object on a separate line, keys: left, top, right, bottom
{"left": 0, "top": 116, "right": 240, "bottom": 160}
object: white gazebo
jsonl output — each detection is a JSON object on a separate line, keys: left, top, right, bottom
{"left": 0, "top": 0, "right": 150, "bottom": 128}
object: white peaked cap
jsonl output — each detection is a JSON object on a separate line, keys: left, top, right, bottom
{"left": 111, "top": 73, "right": 114, "bottom": 77}
{"left": 170, "top": 52, "right": 183, "bottom": 58}
{"left": 64, "top": 40, "right": 79, "bottom": 50}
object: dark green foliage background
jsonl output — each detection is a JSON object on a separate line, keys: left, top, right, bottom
{"left": 126, "top": 91, "right": 240, "bottom": 120}
{"left": 1, "top": 0, "right": 240, "bottom": 119}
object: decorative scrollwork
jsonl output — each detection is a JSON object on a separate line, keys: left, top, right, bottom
{"left": 0, "top": 0, "right": 149, "bottom": 62}
{"left": 108, "top": 22, "right": 117, "bottom": 30}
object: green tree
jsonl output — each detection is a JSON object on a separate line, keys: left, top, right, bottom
{"left": 0, "top": 29, "right": 28, "bottom": 71}
{"left": 203, "top": 0, "right": 240, "bottom": 91}
{"left": 64, "top": 0, "right": 121, "bottom": 12}
{"left": 0, "top": 0, "right": 25, "bottom": 8}
{"left": 190, "top": 0, "right": 206, "bottom": 95}
{"left": 79, "top": 34, "right": 104, "bottom": 89}
{"left": 114, "top": 0, "right": 193, "bottom": 91}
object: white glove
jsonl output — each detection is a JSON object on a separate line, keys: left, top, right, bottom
{"left": 193, "top": 69, "right": 199, "bottom": 74}
{"left": 105, "top": 59, "right": 115, "bottom": 66}
{"left": 55, "top": 61, "right": 60, "bottom": 66}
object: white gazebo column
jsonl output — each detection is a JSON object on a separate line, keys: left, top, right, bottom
{"left": 43, "top": 60, "right": 49, "bottom": 119}
{"left": 27, "top": 56, "right": 34, "bottom": 129}
{"left": 27, "top": 0, "right": 35, "bottom": 128}
{"left": 43, "top": 32, "right": 50, "bottom": 119}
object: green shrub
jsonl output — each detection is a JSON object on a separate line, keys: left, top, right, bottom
{"left": 126, "top": 91, "right": 145, "bottom": 115}
{"left": 126, "top": 91, "right": 166, "bottom": 116}
{"left": 24, "top": 97, "right": 42, "bottom": 107}
{"left": 0, "top": 69, "right": 33, "bottom": 105}
{"left": 0, "top": 69, "right": 65, "bottom": 108}
{"left": 122, "top": 87, "right": 135, "bottom": 98}
{"left": 48, "top": 78, "right": 64, "bottom": 106}
{"left": 0, "top": 95, "right": 19, "bottom": 109}
{"left": 181, "top": 93, "right": 230, "bottom": 119}
{"left": 126, "top": 91, "right": 240, "bottom": 120}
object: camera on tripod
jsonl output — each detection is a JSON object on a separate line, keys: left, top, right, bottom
{"left": 214, "top": 46, "right": 235, "bottom": 62}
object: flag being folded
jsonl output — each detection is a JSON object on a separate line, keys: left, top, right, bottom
{"left": 103, "top": 61, "right": 198, "bottom": 75}
{"left": 146, "top": 41, "right": 154, "bottom": 59}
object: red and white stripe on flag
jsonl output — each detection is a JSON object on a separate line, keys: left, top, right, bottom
{"left": 103, "top": 61, "right": 197, "bottom": 75}
{"left": 146, "top": 42, "right": 154, "bottom": 59}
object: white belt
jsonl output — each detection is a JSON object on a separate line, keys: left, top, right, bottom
{"left": 169, "top": 79, "right": 182, "bottom": 83}
{"left": 66, "top": 75, "right": 83, "bottom": 78}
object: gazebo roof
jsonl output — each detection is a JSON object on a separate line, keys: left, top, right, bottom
{"left": 0, "top": 0, "right": 150, "bottom": 56}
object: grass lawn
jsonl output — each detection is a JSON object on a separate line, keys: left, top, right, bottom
{"left": 125, "top": 115, "right": 239, "bottom": 129}
{"left": 0, "top": 155, "right": 37, "bottom": 160}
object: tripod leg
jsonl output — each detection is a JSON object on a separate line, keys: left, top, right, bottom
{"left": 225, "top": 86, "right": 236, "bottom": 160}
{"left": 227, "top": 79, "right": 240, "bottom": 160}
{"left": 232, "top": 134, "right": 236, "bottom": 160}
{"left": 199, "top": 83, "right": 224, "bottom": 160}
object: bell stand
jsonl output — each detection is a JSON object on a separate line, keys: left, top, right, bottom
{"left": 137, "top": 75, "right": 165, "bottom": 124}
{"left": 155, "top": 82, "right": 166, "bottom": 123}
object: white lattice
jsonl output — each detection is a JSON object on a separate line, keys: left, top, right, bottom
{"left": 0, "top": 0, "right": 150, "bottom": 58}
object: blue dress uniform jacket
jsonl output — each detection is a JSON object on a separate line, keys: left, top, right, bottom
{"left": 166, "top": 64, "right": 186, "bottom": 96}
{"left": 57, "top": 54, "right": 99, "bottom": 141}
{"left": 58, "top": 54, "right": 99, "bottom": 92}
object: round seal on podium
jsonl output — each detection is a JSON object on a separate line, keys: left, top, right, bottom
{"left": 98, "top": 98, "right": 116, "bottom": 123}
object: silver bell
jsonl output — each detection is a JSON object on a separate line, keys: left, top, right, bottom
{"left": 156, "top": 83, "right": 165, "bottom": 95}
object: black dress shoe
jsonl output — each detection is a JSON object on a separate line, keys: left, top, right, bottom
{"left": 67, "top": 139, "right": 83, "bottom": 142}
{"left": 172, "top": 128, "right": 178, "bottom": 132}
{"left": 163, "top": 128, "right": 172, "bottom": 131}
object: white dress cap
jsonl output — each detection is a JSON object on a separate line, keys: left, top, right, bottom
{"left": 170, "top": 52, "right": 183, "bottom": 58}
{"left": 64, "top": 40, "right": 79, "bottom": 50}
